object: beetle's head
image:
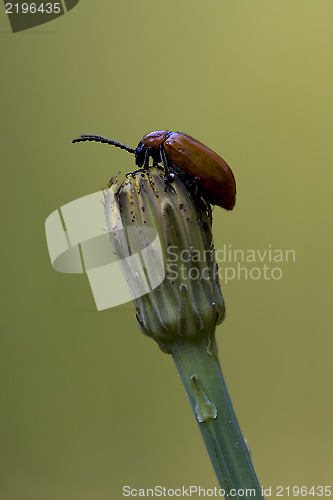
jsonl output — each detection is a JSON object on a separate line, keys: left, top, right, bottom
{"left": 135, "top": 140, "right": 146, "bottom": 168}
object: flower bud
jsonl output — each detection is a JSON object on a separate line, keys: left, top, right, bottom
{"left": 104, "top": 167, "right": 225, "bottom": 354}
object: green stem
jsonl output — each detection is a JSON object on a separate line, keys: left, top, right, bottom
{"left": 171, "top": 335, "right": 264, "bottom": 500}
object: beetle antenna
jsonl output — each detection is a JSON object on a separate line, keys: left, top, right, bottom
{"left": 72, "top": 135, "right": 136, "bottom": 154}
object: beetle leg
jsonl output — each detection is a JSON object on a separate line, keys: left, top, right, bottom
{"left": 183, "top": 175, "right": 212, "bottom": 217}
{"left": 184, "top": 175, "right": 200, "bottom": 197}
{"left": 159, "top": 145, "right": 170, "bottom": 177}
{"left": 159, "top": 145, "right": 176, "bottom": 190}
{"left": 191, "top": 176, "right": 200, "bottom": 199}
{"left": 143, "top": 149, "right": 150, "bottom": 169}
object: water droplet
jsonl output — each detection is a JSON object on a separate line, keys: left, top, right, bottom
{"left": 191, "top": 374, "right": 217, "bottom": 423}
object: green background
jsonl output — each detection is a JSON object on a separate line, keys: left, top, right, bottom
{"left": 0, "top": 1, "right": 332, "bottom": 499}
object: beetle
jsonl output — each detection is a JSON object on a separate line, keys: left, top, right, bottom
{"left": 72, "top": 130, "right": 236, "bottom": 210}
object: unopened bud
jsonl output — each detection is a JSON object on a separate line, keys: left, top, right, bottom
{"left": 104, "top": 167, "right": 225, "bottom": 354}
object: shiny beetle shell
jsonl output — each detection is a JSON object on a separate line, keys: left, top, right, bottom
{"left": 140, "top": 130, "right": 236, "bottom": 210}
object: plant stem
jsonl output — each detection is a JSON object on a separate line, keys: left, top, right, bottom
{"left": 171, "top": 336, "right": 264, "bottom": 500}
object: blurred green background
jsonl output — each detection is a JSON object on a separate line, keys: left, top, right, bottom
{"left": 0, "top": 1, "right": 332, "bottom": 499}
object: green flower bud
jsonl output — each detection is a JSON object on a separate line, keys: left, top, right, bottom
{"left": 104, "top": 167, "right": 225, "bottom": 354}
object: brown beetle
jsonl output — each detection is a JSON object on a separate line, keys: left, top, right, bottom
{"left": 73, "top": 130, "right": 236, "bottom": 210}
